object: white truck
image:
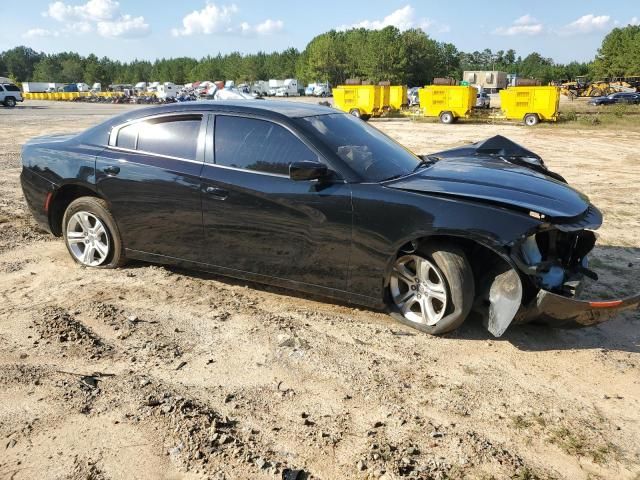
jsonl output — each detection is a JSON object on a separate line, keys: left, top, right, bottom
{"left": 22, "top": 82, "right": 64, "bottom": 93}
{"left": 275, "top": 79, "right": 300, "bottom": 97}
{"left": 268, "top": 79, "right": 284, "bottom": 96}
{"left": 76, "top": 83, "right": 90, "bottom": 92}
{"left": 156, "top": 82, "right": 178, "bottom": 99}
{"left": 313, "top": 83, "right": 331, "bottom": 97}
{"left": 134, "top": 82, "right": 148, "bottom": 93}
{"left": 251, "top": 81, "right": 269, "bottom": 96}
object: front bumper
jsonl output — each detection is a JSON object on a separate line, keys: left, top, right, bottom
{"left": 515, "top": 290, "right": 640, "bottom": 328}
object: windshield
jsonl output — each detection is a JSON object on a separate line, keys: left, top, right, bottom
{"left": 296, "top": 113, "right": 421, "bottom": 182}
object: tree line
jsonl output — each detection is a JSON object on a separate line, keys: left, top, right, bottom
{"left": 1, "top": 25, "right": 638, "bottom": 87}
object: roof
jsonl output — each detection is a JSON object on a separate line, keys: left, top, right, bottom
{"left": 128, "top": 99, "right": 336, "bottom": 121}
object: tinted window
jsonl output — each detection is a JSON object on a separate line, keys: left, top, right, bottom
{"left": 215, "top": 115, "right": 318, "bottom": 175}
{"left": 296, "top": 113, "right": 421, "bottom": 182}
{"left": 137, "top": 115, "right": 201, "bottom": 160}
{"left": 4, "top": 84, "right": 20, "bottom": 92}
{"left": 0, "top": 85, "right": 4, "bottom": 92}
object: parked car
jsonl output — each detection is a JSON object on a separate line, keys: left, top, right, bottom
{"left": 476, "top": 91, "right": 490, "bottom": 109}
{"left": 20, "top": 101, "right": 640, "bottom": 337}
{"left": 0, "top": 83, "right": 23, "bottom": 107}
{"left": 588, "top": 92, "right": 640, "bottom": 105}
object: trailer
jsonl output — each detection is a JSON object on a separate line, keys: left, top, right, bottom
{"left": 332, "top": 85, "right": 383, "bottom": 120}
{"left": 499, "top": 86, "right": 560, "bottom": 126}
{"left": 275, "top": 79, "right": 300, "bottom": 97}
{"left": 418, "top": 85, "right": 477, "bottom": 124}
{"left": 22, "top": 82, "right": 64, "bottom": 93}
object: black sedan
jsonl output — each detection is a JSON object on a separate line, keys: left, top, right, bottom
{"left": 588, "top": 92, "right": 640, "bottom": 105}
{"left": 20, "top": 101, "right": 639, "bottom": 337}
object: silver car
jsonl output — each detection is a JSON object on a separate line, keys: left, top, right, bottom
{"left": 476, "top": 91, "right": 490, "bottom": 109}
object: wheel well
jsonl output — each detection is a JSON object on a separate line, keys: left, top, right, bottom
{"left": 49, "top": 184, "right": 102, "bottom": 236}
{"left": 386, "top": 235, "right": 521, "bottom": 302}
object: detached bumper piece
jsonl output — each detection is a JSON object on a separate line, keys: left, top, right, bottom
{"left": 516, "top": 290, "right": 640, "bottom": 328}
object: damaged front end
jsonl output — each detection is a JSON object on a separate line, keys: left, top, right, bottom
{"left": 429, "top": 136, "right": 640, "bottom": 337}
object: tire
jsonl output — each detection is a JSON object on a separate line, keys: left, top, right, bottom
{"left": 62, "top": 196, "right": 125, "bottom": 269}
{"left": 349, "top": 108, "right": 362, "bottom": 118}
{"left": 388, "top": 242, "right": 474, "bottom": 335}
{"left": 524, "top": 113, "right": 539, "bottom": 126}
{"left": 4, "top": 97, "right": 16, "bottom": 108}
{"left": 439, "top": 111, "right": 454, "bottom": 124}
{"left": 320, "top": 92, "right": 326, "bottom": 98}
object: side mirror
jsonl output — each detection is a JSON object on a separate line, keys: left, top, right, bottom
{"left": 289, "top": 161, "right": 329, "bottom": 181}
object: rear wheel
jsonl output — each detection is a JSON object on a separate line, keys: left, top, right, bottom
{"left": 524, "top": 113, "right": 539, "bottom": 126}
{"left": 388, "top": 243, "right": 474, "bottom": 334}
{"left": 439, "top": 111, "right": 454, "bottom": 124}
{"left": 62, "top": 197, "right": 125, "bottom": 268}
{"left": 4, "top": 97, "right": 16, "bottom": 108}
{"left": 349, "top": 108, "right": 362, "bottom": 118}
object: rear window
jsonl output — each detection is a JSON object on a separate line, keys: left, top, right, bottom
{"left": 137, "top": 115, "right": 201, "bottom": 160}
{"left": 115, "top": 114, "right": 202, "bottom": 160}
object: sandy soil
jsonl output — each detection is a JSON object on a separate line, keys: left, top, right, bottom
{"left": 0, "top": 101, "right": 639, "bottom": 480}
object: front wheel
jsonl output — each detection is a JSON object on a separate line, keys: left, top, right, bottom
{"left": 62, "top": 196, "right": 125, "bottom": 268}
{"left": 524, "top": 113, "right": 539, "bottom": 126}
{"left": 388, "top": 243, "right": 474, "bottom": 334}
{"left": 4, "top": 97, "right": 16, "bottom": 108}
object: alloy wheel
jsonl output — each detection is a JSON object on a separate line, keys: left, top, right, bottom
{"left": 66, "top": 211, "right": 110, "bottom": 266}
{"left": 390, "top": 255, "right": 448, "bottom": 326}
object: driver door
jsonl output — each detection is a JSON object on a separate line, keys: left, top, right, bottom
{"left": 200, "top": 114, "right": 352, "bottom": 292}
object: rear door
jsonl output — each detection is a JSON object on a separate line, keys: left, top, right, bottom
{"left": 95, "top": 113, "right": 207, "bottom": 262}
{"left": 200, "top": 113, "right": 352, "bottom": 291}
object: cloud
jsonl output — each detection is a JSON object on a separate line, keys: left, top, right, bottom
{"left": 493, "top": 14, "right": 544, "bottom": 36}
{"left": 337, "top": 5, "right": 448, "bottom": 33}
{"left": 171, "top": 2, "right": 284, "bottom": 37}
{"left": 254, "top": 19, "right": 284, "bottom": 35}
{"left": 23, "top": 28, "right": 60, "bottom": 38}
{"left": 97, "top": 14, "right": 150, "bottom": 38}
{"left": 561, "top": 14, "right": 611, "bottom": 34}
{"left": 630, "top": 17, "right": 639, "bottom": 26}
{"left": 25, "top": 0, "right": 150, "bottom": 38}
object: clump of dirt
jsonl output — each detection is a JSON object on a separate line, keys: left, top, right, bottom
{"left": 67, "top": 457, "right": 108, "bottom": 480}
{"left": 34, "top": 306, "right": 111, "bottom": 358}
{"left": 133, "top": 379, "right": 285, "bottom": 476}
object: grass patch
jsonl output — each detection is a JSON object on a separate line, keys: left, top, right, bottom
{"left": 548, "top": 426, "right": 619, "bottom": 464}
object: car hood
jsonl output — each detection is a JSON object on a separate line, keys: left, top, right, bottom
{"left": 385, "top": 155, "right": 590, "bottom": 219}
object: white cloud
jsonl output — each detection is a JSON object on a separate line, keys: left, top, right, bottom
{"left": 171, "top": 3, "right": 237, "bottom": 36}
{"left": 97, "top": 14, "right": 150, "bottom": 38}
{"left": 172, "top": 2, "right": 283, "bottom": 37}
{"left": 23, "top": 28, "right": 60, "bottom": 38}
{"left": 493, "top": 14, "right": 544, "bottom": 36}
{"left": 25, "top": 0, "right": 150, "bottom": 38}
{"left": 562, "top": 14, "right": 611, "bottom": 34}
{"left": 630, "top": 17, "right": 639, "bottom": 26}
{"left": 337, "top": 5, "right": 447, "bottom": 33}
{"left": 254, "top": 19, "right": 284, "bottom": 35}
{"left": 45, "top": 0, "right": 119, "bottom": 22}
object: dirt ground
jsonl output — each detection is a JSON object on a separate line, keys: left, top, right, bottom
{"left": 0, "top": 100, "right": 639, "bottom": 480}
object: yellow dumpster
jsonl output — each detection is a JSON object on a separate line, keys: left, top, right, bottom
{"left": 332, "top": 85, "right": 382, "bottom": 120}
{"left": 418, "top": 85, "right": 477, "bottom": 124}
{"left": 378, "top": 85, "right": 390, "bottom": 112}
{"left": 389, "top": 85, "right": 407, "bottom": 110}
{"left": 499, "top": 86, "right": 560, "bottom": 126}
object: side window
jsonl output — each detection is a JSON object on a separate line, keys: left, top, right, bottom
{"left": 0, "top": 85, "right": 5, "bottom": 92}
{"left": 214, "top": 115, "right": 318, "bottom": 175}
{"left": 5, "top": 84, "right": 20, "bottom": 92}
{"left": 116, "top": 123, "right": 139, "bottom": 150}
{"left": 137, "top": 115, "right": 202, "bottom": 160}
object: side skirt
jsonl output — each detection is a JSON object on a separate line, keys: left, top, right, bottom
{"left": 124, "top": 248, "right": 385, "bottom": 310}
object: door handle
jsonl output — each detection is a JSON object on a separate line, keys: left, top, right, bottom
{"left": 205, "top": 186, "right": 228, "bottom": 200}
{"left": 104, "top": 165, "right": 120, "bottom": 175}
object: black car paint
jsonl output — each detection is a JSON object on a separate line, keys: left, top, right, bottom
{"left": 20, "top": 100, "right": 639, "bottom": 335}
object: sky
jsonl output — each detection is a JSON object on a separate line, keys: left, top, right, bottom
{"left": 1, "top": 0, "right": 638, "bottom": 63}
